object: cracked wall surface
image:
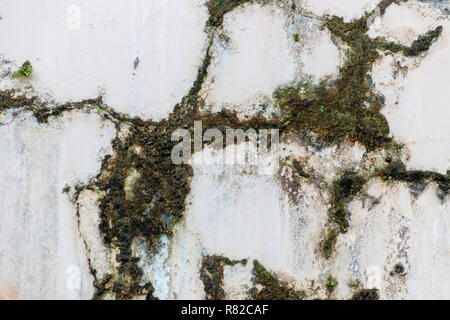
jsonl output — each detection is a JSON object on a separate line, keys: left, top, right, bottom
{"left": 0, "top": 0, "right": 449, "bottom": 300}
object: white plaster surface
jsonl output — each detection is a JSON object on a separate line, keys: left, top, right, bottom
{"left": 201, "top": 4, "right": 296, "bottom": 114}
{"left": 0, "top": 111, "right": 116, "bottom": 299}
{"left": 370, "top": 2, "right": 450, "bottom": 173}
{"left": 0, "top": 0, "right": 208, "bottom": 120}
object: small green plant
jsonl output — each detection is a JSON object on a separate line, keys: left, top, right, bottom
{"left": 293, "top": 33, "right": 300, "bottom": 42}
{"left": 97, "top": 104, "right": 106, "bottom": 112}
{"left": 326, "top": 276, "right": 337, "bottom": 293}
{"left": 13, "top": 60, "right": 33, "bottom": 79}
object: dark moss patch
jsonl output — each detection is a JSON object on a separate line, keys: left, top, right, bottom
{"left": 92, "top": 274, "right": 113, "bottom": 300}
{"left": 292, "top": 160, "right": 310, "bottom": 179}
{"left": 62, "top": 184, "right": 71, "bottom": 193}
{"left": 200, "top": 255, "right": 247, "bottom": 300}
{"left": 0, "top": 89, "right": 37, "bottom": 111}
{"left": 392, "top": 263, "right": 405, "bottom": 276}
{"left": 375, "top": 25, "right": 442, "bottom": 56}
{"left": 350, "top": 288, "right": 380, "bottom": 300}
{"left": 87, "top": 31, "right": 276, "bottom": 300}
{"left": 250, "top": 260, "right": 305, "bottom": 300}
{"left": 92, "top": 119, "right": 194, "bottom": 299}
{"left": 321, "top": 228, "right": 338, "bottom": 259}
{"left": 379, "top": 161, "right": 449, "bottom": 198}
{"left": 331, "top": 171, "right": 366, "bottom": 232}
{"left": 275, "top": 12, "right": 393, "bottom": 151}
{"left": 320, "top": 171, "right": 366, "bottom": 258}
{"left": 206, "top": 0, "right": 256, "bottom": 27}
{"left": 274, "top": 2, "right": 442, "bottom": 152}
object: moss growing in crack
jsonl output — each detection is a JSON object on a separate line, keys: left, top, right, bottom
{"left": 250, "top": 260, "right": 305, "bottom": 300}
{"left": 375, "top": 26, "right": 443, "bottom": 56}
{"left": 88, "top": 36, "right": 276, "bottom": 300}
{"left": 320, "top": 171, "right": 365, "bottom": 258}
{"left": 292, "top": 159, "right": 310, "bottom": 179}
{"left": 379, "top": 161, "right": 449, "bottom": 198}
{"left": 200, "top": 255, "right": 247, "bottom": 300}
{"left": 12, "top": 60, "right": 33, "bottom": 79}
{"left": 274, "top": 1, "right": 442, "bottom": 151}
{"left": 331, "top": 171, "right": 366, "bottom": 232}
{"left": 2, "top": 0, "right": 446, "bottom": 300}
{"left": 0, "top": 89, "right": 37, "bottom": 111}
{"left": 92, "top": 274, "right": 113, "bottom": 300}
{"left": 206, "top": 0, "right": 257, "bottom": 27}
{"left": 321, "top": 228, "right": 338, "bottom": 259}
{"left": 275, "top": 15, "right": 391, "bottom": 150}
{"left": 350, "top": 288, "right": 380, "bottom": 300}
{"left": 326, "top": 276, "right": 337, "bottom": 294}
{"left": 92, "top": 122, "right": 194, "bottom": 299}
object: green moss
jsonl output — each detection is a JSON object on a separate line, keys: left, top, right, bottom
{"left": 319, "top": 171, "right": 366, "bottom": 258}
{"left": 93, "top": 123, "right": 194, "bottom": 299}
{"left": 274, "top": 14, "right": 391, "bottom": 150}
{"left": 274, "top": 2, "right": 442, "bottom": 152}
{"left": 326, "top": 276, "right": 337, "bottom": 294}
{"left": 12, "top": 60, "right": 33, "bottom": 79}
{"left": 1, "top": 0, "right": 446, "bottom": 300}
{"left": 250, "top": 260, "right": 305, "bottom": 300}
{"left": 375, "top": 26, "right": 443, "bottom": 56}
{"left": 293, "top": 33, "right": 300, "bottom": 42}
{"left": 350, "top": 288, "right": 380, "bottom": 300}
{"left": 200, "top": 255, "right": 247, "bottom": 300}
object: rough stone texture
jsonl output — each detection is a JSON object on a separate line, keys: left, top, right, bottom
{"left": 0, "top": 0, "right": 449, "bottom": 300}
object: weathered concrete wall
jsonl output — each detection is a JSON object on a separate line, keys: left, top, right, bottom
{"left": 0, "top": 0, "right": 448, "bottom": 300}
